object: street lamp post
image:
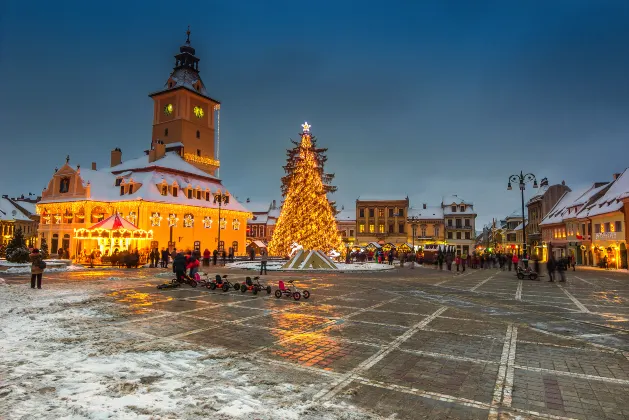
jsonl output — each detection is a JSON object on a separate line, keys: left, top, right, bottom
{"left": 507, "top": 171, "right": 538, "bottom": 261}
{"left": 214, "top": 192, "right": 229, "bottom": 263}
{"left": 411, "top": 223, "right": 417, "bottom": 269}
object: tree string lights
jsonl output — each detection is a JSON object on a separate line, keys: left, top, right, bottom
{"left": 268, "top": 122, "right": 342, "bottom": 257}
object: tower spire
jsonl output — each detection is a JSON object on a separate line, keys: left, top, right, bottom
{"left": 186, "top": 25, "right": 191, "bottom": 44}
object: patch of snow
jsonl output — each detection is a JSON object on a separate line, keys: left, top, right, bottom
{"left": 5, "top": 265, "right": 86, "bottom": 274}
{"left": 0, "top": 282, "right": 370, "bottom": 419}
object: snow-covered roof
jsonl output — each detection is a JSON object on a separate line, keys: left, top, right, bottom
{"left": 0, "top": 197, "right": 32, "bottom": 222}
{"left": 38, "top": 152, "right": 249, "bottom": 214}
{"left": 442, "top": 195, "right": 472, "bottom": 206}
{"left": 336, "top": 209, "right": 356, "bottom": 221}
{"left": 540, "top": 183, "right": 605, "bottom": 226}
{"left": 14, "top": 201, "right": 37, "bottom": 215}
{"left": 248, "top": 213, "right": 269, "bottom": 224}
{"left": 514, "top": 221, "right": 528, "bottom": 231}
{"left": 505, "top": 209, "right": 524, "bottom": 220}
{"left": 579, "top": 168, "right": 629, "bottom": 218}
{"left": 527, "top": 184, "right": 549, "bottom": 204}
{"left": 110, "top": 152, "right": 217, "bottom": 180}
{"left": 407, "top": 206, "right": 443, "bottom": 219}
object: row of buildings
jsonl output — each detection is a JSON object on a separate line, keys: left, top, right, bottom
{"left": 0, "top": 195, "right": 39, "bottom": 247}
{"left": 477, "top": 172, "right": 629, "bottom": 269}
{"left": 247, "top": 195, "right": 478, "bottom": 256}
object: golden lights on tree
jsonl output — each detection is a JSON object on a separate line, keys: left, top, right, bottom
{"left": 268, "top": 122, "right": 342, "bottom": 257}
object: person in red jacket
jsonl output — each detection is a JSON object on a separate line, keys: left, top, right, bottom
{"left": 186, "top": 250, "right": 200, "bottom": 279}
{"left": 202, "top": 249, "right": 211, "bottom": 267}
{"left": 512, "top": 254, "right": 519, "bottom": 269}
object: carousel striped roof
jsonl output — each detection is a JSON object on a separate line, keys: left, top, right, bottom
{"left": 88, "top": 214, "right": 139, "bottom": 231}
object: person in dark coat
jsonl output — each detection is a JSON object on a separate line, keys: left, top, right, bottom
{"left": 249, "top": 247, "right": 255, "bottom": 261}
{"left": 161, "top": 248, "right": 169, "bottom": 268}
{"left": 213, "top": 249, "right": 218, "bottom": 265}
{"left": 30, "top": 248, "right": 45, "bottom": 289}
{"left": 221, "top": 250, "right": 227, "bottom": 265}
{"left": 387, "top": 250, "right": 394, "bottom": 265}
{"left": 557, "top": 258, "right": 566, "bottom": 282}
{"left": 547, "top": 256, "right": 556, "bottom": 282}
{"left": 260, "top": 249, "right": 268, "bottom": 275}
{"left": 507, "top": 255, "right": 513, "bottom": 271}
{"left": 172, "top": 252, "right": 187, "bottom": 281}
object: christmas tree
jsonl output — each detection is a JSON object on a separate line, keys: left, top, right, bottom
{"left": 268, "top": 122, "right": 342, "bottom": 257}
{"left": 6, "top": 227, "right": 30, "bottom": 263}
{"left": 40, "top": 238, "right": 49, "bottom": 259}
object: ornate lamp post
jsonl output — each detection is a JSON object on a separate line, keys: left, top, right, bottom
{"left": 411, "top": 222, "right": 417, "bottom": 269}
{"left": 507, "top": 171, "right": 538, "bottom": 260}
{"left": 214, "top": 192, "right": 229, "bottom": 257}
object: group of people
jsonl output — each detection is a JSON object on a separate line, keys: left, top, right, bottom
{"left": 146, "top": 247, "right": 238, "bottom": 269}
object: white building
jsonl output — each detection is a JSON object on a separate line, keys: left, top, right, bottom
{"left": 441, "top": 195, "right": 477, "bottom": 256}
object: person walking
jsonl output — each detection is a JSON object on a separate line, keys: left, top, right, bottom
{"left": 30, "top": 248, "right": 45, "bottom": 289}
{"left": 213, "top": 249, "right": 218, "bottom": 266}
{"left": 571, "top": 255, "right": 576, "bottom": 271}
{"left": 221, "top": 250, "right": 227, "bottom": 266}
{"left": 462, "top": 253, "right": 468, "bottom": 272}
{"left": 507, "top": 255, "right": 513, "bottom": 271}
{"left": 387, "top": 249, "right": 394, "bottom": 266}
{"left": 512, "top": 254, "right": 519, "bottom": 270}
{"left": 260, "top": 249, "right": 268, "bottom": 275}
{"left": 455, "top": 255, "right": 461, "bottom": 272}
{"left": 557, "top": 257, "right": 566, "bottom": 282}
{"left": 438, "top": 252, "right": 444, "bottom": 270}
{"left": 547, "top": 256, "right": 556, "bottom": 282}
{"left": 161, "top": 248, "right": 169, "bottom": 268}
{"left": 446, "top": 253, "right": 453, "bottom": 271}
{"left": 249, "top": 247, "right": 255, "bottom": 261}
{"left": 172, "top": 251, "right": 187, "bottom": 282}
{"left": 203, "top": 249, "right": 210, "bottom": 267}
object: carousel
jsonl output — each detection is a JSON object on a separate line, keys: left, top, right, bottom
{"left": 73, "top": 213, "right": 153, "bottom": 256}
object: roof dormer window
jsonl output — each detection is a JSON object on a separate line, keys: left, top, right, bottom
{"left": 451, "top": 205, "right": 456, "bottom": 212}
{"left": 187, "top": 188, "right": 193, "bottom": 199}
{"left": 128, "top": 184, "right": 134, "bottom": 194}
{"left": 173, "top": 186, "right": 178, "bottom": 197}
{"left": 115, "top": 178, "right": 122, "bottom": 187}
{"left": 120, "top": 185, "right": 125, "bottom": 196}
{"left": 460, "top": 205, "right": 466, "bottom": 212}
{"left": 161, "top": 185, "right": 168, "bottom": 196}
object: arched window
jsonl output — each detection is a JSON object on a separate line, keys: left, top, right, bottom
{"left": 59, "top": 177, "right": 70, "bottom": 193}
{"left": 218, "top": 240, "right": 224, "bottom": 252}
{"left": 232, "top": 241, "right": 238, "bottom": 253}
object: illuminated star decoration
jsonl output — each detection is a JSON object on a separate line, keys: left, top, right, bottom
{"left": 301, "top": 121, "right": 311, "bottom": 133}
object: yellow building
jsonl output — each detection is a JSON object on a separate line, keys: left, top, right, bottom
{"left": 407, "top": 204, "right": 445, "bottom": 250}
{"left": 36, "top": 30, "right": 250, "bottom": 259}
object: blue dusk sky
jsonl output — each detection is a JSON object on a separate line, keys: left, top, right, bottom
{"left": 1, "top": 0, "right": 628, "bottom": 227}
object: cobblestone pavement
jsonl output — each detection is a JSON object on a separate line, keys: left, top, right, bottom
{"left": 7, "top": 264, "right": 629, "bottom": 419}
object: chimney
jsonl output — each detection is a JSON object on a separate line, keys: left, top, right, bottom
{"left": 422, "top": 203, "right": 427, "bottom": 209}
{"left": 561, "top": 180, "right": 565, "bottom": 186}
{"left": 272, "top": 199, "right": 277, "bottom": 209}
{"left": 613, "top": 173, "right": 621, "bottom": 180}
{"left": 149, "top": 140, "right": 166, "bottom": 163}
{"left": 111, "top": 148, "right": 122, "bottom": 167}
{"left": 91, "top": 162, "right": 97, "bottom": 170}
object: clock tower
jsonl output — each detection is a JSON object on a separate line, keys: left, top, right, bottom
{"left": 149, "top": 27, "right": 221, "bottom": 176}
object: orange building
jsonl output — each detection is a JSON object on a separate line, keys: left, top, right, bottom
{"left": 36, "top": 30, "right": 250, "bottom": 259}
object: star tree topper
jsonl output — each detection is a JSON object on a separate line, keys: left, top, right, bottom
{"left": 301, "top": 121, "right": 311, "bottom": 133}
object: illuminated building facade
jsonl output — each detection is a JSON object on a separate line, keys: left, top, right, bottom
{"left": 36, "top": 31, "right": 250, "bottom": 258}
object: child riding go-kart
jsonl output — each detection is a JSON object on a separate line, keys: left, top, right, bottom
{"left": 275, "top": 280, "right": 310, "bottom": 301}
{"left": 240, "top": 276, "right": 272, "bottom": 295}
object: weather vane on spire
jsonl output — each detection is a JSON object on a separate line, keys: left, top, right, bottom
{"left": 301, "top": 121, "right": 311, "bottom": 133}
{"left": 186, "top": 25, "right": 191, "bottom": 44}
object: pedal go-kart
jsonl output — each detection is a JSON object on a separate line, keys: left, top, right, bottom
{"left": 207, "top": 274, "right": 240, "bottom": 292}
{"left": 157, "top": 282, "right": 181, "bottom": 290}
{"left": 274, "top": 280, "right": 310, "bottom": 301}
{"left": 516, "top": 266, "right": 539, "bottom": 281}
{"left": 171, "top": 273, "right": 198, "bottom": 288}
{"left": 240, "top": 276, "right": 272, "bottom": 295}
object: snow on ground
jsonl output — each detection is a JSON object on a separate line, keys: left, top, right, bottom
{"left": 4, "top": 264, "right": 87, "bottom": 274}
{"left": 226, "top": 260, "right": 396, "bottom": 272}
{"left": 0, "top": 281, "right": 372, "bottom": 419}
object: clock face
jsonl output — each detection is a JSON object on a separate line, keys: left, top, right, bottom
{"left": 194, "top": 106, "right": 204, "bottom": 118}
{"left": 164, "top": 104, "right": 173, "bottom": 115}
